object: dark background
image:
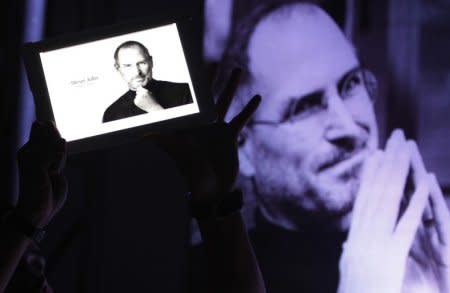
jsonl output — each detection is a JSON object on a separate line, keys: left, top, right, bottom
{"left": 2, "top": 0, "right": 449, "bottom": 292}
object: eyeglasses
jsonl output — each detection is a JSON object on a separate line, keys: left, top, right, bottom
{"left": 249, "top": 67, "right": 377, "bottom": 126}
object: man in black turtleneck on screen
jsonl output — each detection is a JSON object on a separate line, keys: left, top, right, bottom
{"left": 196, "top": 2, "right": 450, "bottom": 292}
{"left": 102, "top": 40, "right": 192, "bottom": 123}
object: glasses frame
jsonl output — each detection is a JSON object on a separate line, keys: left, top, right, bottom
{"left": 248, "top": 66, "right": 378, "bottom": 127}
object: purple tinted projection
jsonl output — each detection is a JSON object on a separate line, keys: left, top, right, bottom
{"left": 196, "top": 0, "right": 450, "bottom": 292}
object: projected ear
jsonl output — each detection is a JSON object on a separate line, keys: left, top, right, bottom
{"left": 148, "top": 56, "right": 154, "bottom": 69}
{"left": 238, "top": 128, "right": 255, "bottom": 177}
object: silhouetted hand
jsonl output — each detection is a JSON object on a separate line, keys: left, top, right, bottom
{"left": 149, "top": 69, "right": 260, "bottom": 206}
{"left": 16, "top": 121, "right": 68, "bottom": 229}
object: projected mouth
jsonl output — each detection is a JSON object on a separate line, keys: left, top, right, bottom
{"left": 318, "top": 149, "right": 368, "bottom": 175}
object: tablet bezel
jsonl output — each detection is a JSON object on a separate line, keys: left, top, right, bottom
{"left": 23, "top": 17, "right": 215, "bottom": 154}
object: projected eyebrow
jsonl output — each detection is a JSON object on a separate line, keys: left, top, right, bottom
{"left": 280, "top": 66, "right": 361, "bottom": 122}
{"left": 281, "top": 90, "right": 325, "bottom": 121}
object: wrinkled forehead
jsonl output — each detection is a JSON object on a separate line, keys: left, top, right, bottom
{"left": 247, "top": 5, "right": 359, "bottom": 96}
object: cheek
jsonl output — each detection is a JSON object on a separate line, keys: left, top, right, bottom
{"left": 348, "top": 99, "right": 378, "bottom": 144}
{"left": 142, "top": 65, "right": 151, "bottom": 75}
{"left": 348, "top": 98, "right": 376, "bottom": 126}
{"left": 252, "top": 121, "right": 325, "bottom": 172}
{"left": 120, "top": 71, "right": 133, "bottom": 82}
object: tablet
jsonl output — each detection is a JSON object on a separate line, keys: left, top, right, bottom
{"left": 24, "top": 18, "right": 214, "bottom": 153}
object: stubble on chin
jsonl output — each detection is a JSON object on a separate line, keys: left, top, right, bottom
{"left": 249, "top": 141, "right": 363, "bottom": 230}
{"left": 305, "top": 163, "right": 362, "bottom": 229}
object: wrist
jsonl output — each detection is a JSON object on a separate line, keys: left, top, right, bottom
{"left": 189, "top": 189, "right": 243, "bottom": 221}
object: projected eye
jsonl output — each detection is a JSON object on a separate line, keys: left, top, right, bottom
{"left": 341, "top": 71, "right": 363, "bottom": 98}
{"left": 286, "top": 92, "right": 325, "bottom": 121}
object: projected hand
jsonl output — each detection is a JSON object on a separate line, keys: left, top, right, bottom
{"left": 16, "top": 121, "right": 68, "bottom": 229}
{"left": 148, "top": 69, "right": 260, "bottom": 205}
{"left": 134, "top": 86, "right": 163, "bottom": 112}
{"left": 338, "top": 130, "right": 430, "bottom": 293}
{"left": 409, "top": 142, "right": 450, "bottom": 292}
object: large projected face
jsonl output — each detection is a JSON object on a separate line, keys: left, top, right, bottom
{"left": 242, "top": 5, "right": 378, "bottom": 229}
{"left": 115, "top": 45, "right": 153, "bottom": 91}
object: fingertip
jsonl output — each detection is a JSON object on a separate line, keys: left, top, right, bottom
{"left": 249, "top": 95, "right": 261, "bottom": 108}
{"left": 30, "top": 120, "right": 43, "bottom": 135}
{"left": 57, "top": 137, "right": 66, "bottom": 147}
{"left": 395, "top": 128, "right": 405, "bottom": 139}
{"left": 387, "top": 128, "right": 404, "bottom": 145}
{"left": 428, "top": 172, "right": 437, "bottom": 183}
{"left": 406, "top": 139, "right": 417, "bottom": 148}
{"left": 253, "top": 94, "right": 262, "bottom": 103}
{"left": 43, "top": 120, "right": 54, "bottom": 128}
{"left": 427, "top": 173, "right": 440, "bottom": 195}
{"left": 406, "top": 140, "right": 420, "bottom": 155}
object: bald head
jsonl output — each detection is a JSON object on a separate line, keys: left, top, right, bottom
{"left": 248, "top": 3, "right": 358, "bottom": 104}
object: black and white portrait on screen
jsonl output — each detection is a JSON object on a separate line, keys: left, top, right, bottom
{"left": 38, "top": 23, "right": 199, "bottom": 142}
{"left": 192, "top": 0, "right": 450, "bottom": 292}
{"left": 103, "top": 40, "right": 193, "bottom": 123}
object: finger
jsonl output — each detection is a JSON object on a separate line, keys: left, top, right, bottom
{"left": 349, "top": 150, "right": 383, "bottom": 236}
{"left": 409, "top": 140, "right": 426, "bottom": 178}
{"left": 229, "top": 95, "right": 261, "bottom": 137}
{"left": 29, "top": 121, "right": 64, "bottom": 151}
{"left": 207, "top": 62, "right": 219, "bottom": 88}
{"left": 45, "top": 120, "right": 62, "bottom": 137}
{"left": 49, "top": 144, "right": 67, "bottom": 175}
{"left": 409, "top": 141, "right": 433, "bottom": 221}
{"left": 147, "top": 133, "right": 198, "bottom": 177}
{"left": 395, "top": 177, "right": 429, "bottom": 251}
{"left": 428, "top": 173, "right": 450, "bottom": 245}
{"left": 353, "top": 150, "right": 384, "bottom": 218}
{"left": 33, "top": 121, "right": 61, "bottom": 138}
{"left": 135, "top": 86, "right": 144, "bottom": 94}
{"left": 25, "top": 134, "right": 66, "bottom": 173}
{"left": 375, "top": 129, "right": 404, "bottom": 187}
{"left": 378, "top": 130, "right": 410, "bottom": 227}
{"left": 216, "top": 68, "right": 242, "bottom": 121}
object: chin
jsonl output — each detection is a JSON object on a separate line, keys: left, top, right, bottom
{"left": 309, "top": 174, "right": 359, "bottom": 217}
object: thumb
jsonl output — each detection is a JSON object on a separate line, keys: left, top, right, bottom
{"left": 395, "top": 178, "right": 429, "bottom": 251}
